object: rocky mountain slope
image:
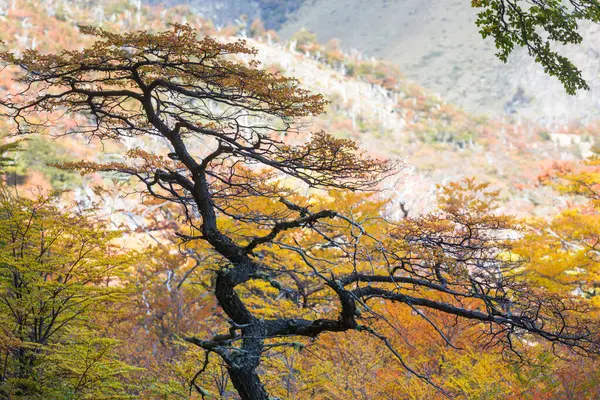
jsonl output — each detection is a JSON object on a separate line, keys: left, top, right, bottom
{"left": 0, "top": 0, "right": 596, "bottom": 218}
{"left": 136, "top": 0, "right": 600, "bottom": 123}
{"left": 164, "top": 0, "right": 600, "bottom": 122}
{"left": 278, "top": 0, "right": 600, "bottom": 122}
{"left": 146, "top": 0, "right": 302, "bottom": 29}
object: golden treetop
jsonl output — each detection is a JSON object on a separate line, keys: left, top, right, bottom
{"left": 0, "top": 24, "right": 327, "bottom": 121}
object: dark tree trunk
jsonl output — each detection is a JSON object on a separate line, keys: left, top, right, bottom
{"left": 228, "top": 366, "right": 269, "bottom": 400}
{"left": 214, "top": 271, "right": 271, "bottom": 399}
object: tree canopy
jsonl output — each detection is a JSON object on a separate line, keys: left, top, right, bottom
{"left": 0, "top": 189, "right": 137, "bottom": 398}
{"left": 472, "top": 0, "right": 600, "bottom": 94}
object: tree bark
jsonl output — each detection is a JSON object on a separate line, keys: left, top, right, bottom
{"left": 228, "top": 364, "right": 269, "bottom": 400}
